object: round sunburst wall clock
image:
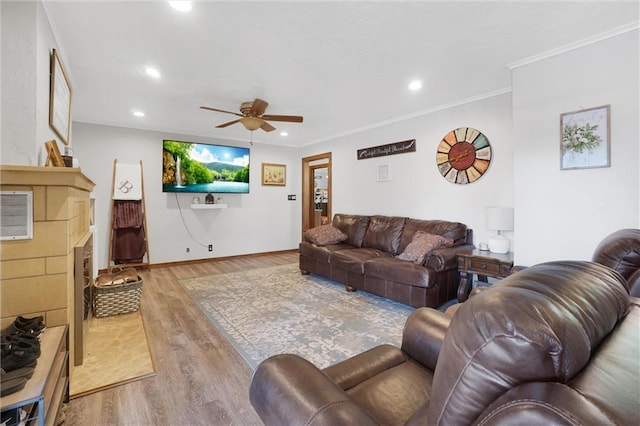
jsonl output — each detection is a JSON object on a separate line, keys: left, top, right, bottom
{"left": 436, "top": 127, "right": 492, "bottom": 184}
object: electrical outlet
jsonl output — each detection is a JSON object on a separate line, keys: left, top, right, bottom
{"left": 208, "top": 244, "right": 213, "bottom": 252}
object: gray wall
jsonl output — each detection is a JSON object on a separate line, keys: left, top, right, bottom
{"left": 3, "top": 3, "right": 638, "bottom": 270}
{"left": 1, "top": 0, "right": 63, "bottom": 165}
{"left": 301, "top": 91, "right": 514, "bottom": 250}
{"left": 513, "top": 29, "right": 639, "bottom": 265}
{"left": 72, "top": 123, "right": 301, "bottom": 267}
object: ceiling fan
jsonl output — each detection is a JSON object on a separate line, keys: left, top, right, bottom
{"left": 200, "top": 98, "right": 303, "bottom": 132}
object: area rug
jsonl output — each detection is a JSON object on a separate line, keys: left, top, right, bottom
{"left": 69, "top": 310, "right": 155, "bottom": 398}
{"left": 179, "top": 263, "right": 415, "bottom": 369}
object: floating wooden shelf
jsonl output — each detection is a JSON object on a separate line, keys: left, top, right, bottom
{"left": 190, "top": 204, "right": 228, "bottom": 210}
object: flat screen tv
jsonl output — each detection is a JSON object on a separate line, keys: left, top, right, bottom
{"left": 162, "top": 140, "right": 250, "bottom": 193}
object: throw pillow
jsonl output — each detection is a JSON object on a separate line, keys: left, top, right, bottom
{"left": 304, "top": 225, "right": 348, "bottom": 246}
{"left": 396, "top": 231, "right": 454, "bottom": 264}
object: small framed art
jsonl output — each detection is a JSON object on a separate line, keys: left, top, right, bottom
{"left": 262, "top": 163, "right": 286, "bottom": 186}
{"left": 49, "top": 49, "right": 72, "bottom": 145}
{"left": 560, "top": 105, "right": 610, "bottom": 170}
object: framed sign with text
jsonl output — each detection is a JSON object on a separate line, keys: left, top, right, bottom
{"left": 357, "top": 139, "right": 416, "bottom": 160}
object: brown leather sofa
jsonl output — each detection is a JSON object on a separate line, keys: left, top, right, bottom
{"left": 250, "top": 261, "right": 639, "bottom": 425}
{"left": 592, "top": 228, "right": 640, "bottom": 297}
{"left": 299, "top": 214, "right": 474, "bottom": 308}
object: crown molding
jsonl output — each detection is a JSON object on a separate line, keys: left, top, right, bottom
{"left": 305, "top": 87, "right": 512, "bottom": 146}
{"left": 508, "top": 21, "right": 639, "bottom": 70}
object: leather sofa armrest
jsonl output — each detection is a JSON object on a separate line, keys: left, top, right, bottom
{"left": 425, "top": 244, "right": 475, "bottom": 271}
{"left": 322, "top": 344, "right": 408, "bottom": 390}
{"left": 401, "top": 307, "right": 451, "bottom": 370}
{"left": 627, "top": 269, "right": 640, "bottom": 297}
{"left": 475, "top": 382, "right": 617, "bottom": 425}
{"left": 250, "top": 354, "right": 378, "bottom": 426}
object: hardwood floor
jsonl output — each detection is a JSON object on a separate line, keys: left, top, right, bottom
{"left": 66, "top": 251, "right": 298, "bottom": 426}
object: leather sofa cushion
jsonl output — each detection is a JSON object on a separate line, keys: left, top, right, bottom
{"left": 299, "top": 241, "right": 352, "bottom": 263}
{"left": 364, "top": 257, "right": 435, "bottom": 288}
{"left": 346, "top": 359, "right": 434, "bottom": 426}
{"left": 331, "top": 249, "right": 391, "bottom": 274}
{"left": 399, "top": 219, "right": 467, "bottom": 254}
{"left": 568, "top": 306, "right": 639, "bottom": 425}
{"left": 362, "top": 216, "right": 406, "bottom": 254}
{"left": 333, "top": 214, "right": 371, "bottom": 248}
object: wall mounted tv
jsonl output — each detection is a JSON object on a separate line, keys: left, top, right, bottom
{"left": 162, "top": 140, "right": 250, "bottom": 193}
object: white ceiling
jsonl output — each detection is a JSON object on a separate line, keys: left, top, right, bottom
{"left": 43, "top": 1, "right": 639, "bottom": 147}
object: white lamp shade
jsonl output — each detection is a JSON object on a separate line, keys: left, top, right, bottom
{"left": 486, "top": 207, "right": 514, "bottom": 231}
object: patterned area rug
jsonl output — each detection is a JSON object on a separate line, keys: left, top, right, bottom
{"left": 179, "top": 263, "right": 415, "bottom": 369}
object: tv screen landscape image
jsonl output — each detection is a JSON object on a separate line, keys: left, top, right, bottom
{"left": 162, "top": 140, "right": 250, "bottom": 193}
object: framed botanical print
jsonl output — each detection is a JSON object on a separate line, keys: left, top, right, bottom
{"left": 560, "top": 105, "right": 610, "bottom": 170}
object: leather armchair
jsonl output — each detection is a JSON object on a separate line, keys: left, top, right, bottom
{"left": 250, "top": 261, "right": 638, "bottom": 425}
{"left": 592, "top": 228, "right": 640, "bottom": 297}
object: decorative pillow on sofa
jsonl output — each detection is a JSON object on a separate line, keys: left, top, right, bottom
{"left": 396, "top": 231, "right": 454, "bottom": 264}
{"left": 304, "top": 225, "right": 348, "bottom": 246}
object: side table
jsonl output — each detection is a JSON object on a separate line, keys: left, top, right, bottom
{"left": 457, "top": 249, "right": 514, "bottom": 302}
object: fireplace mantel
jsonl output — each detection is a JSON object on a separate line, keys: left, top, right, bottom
{"left": 0, "top": 165, "right": 95, "bottom": 372}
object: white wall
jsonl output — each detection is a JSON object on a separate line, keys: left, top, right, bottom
{"left": 72, "top": 122, "right": 301, "bottom": 269}
{"left": 513, "top": 30, "right": 639, "bottom": 265}
{"left": 301, "top": 92, "right": 515, "bottom": 249}
{"left": 1, "top": 1, "right": 62, "bottom": 165}
{"left": 5, "top": 2, "right": 638, "bottom": 271}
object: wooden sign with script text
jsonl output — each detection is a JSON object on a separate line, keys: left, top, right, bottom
{"left": 357, "top": 139, "right": 416, "bottom": 160}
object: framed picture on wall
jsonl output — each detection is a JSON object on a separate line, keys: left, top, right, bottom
{"left": 560, "top": 105, "right": 610, "bottom": 170}
{"left": 49, "top": 49, "right": 73, "bottom": 145}
{"left": 262, "top": 163, "right": 286, "bottom": 186}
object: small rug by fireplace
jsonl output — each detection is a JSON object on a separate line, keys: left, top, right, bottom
{"left": 70, "top": 310, "right": 155, "bottom": 398}
{"left": 179, "top": 263, "right": 415, "bottom": 369}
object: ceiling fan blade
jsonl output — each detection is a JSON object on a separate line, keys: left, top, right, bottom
{"left": 200, "top": 106, "right": 243, "bottom": 117}
{"left": 261, "top": 114, "right": 304, "bottom": 123}
{"left": 251, "top": 98, "right": 269, "bottom": 116}
{"left": 216, "top": 119, "right": 241, "bottom": 128}
{"left": 260, "top": 122, "right": 276, "bottom": 132}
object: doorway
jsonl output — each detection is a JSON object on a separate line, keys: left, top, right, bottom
{"left": 301, "top": 152, "right": 332, "bottom": 235}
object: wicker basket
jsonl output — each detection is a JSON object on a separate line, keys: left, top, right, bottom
{"left": 93, "top": 268, "right": 143, "bottom": 318}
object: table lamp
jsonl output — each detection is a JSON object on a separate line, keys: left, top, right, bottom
{"left": 486, "top": 207, "right": 514, "bottom": 254}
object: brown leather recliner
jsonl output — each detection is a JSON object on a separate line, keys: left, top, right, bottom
{"left": 249, "top": 261, "right": 638, "bottom": 425}
{"left": 592, "top": 228, "right": 640, "bottom": 297}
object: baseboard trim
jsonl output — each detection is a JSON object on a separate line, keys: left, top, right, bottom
{"left": 98, "top": 249, "right": 298, "bottom": 274}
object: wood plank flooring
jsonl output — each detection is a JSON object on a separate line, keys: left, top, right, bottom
{"left": 66, "top": 251, "right": 298, "bottom": 426}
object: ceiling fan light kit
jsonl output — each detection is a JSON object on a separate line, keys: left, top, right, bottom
{"left": 200, "top": 98, "right": 303, "bottom": 133}
{"left": 240, "top": 117, "right": 263, "bottom": 131}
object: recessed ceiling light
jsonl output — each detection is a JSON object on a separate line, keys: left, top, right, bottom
{"left": 132, "top": 110, "right": 145, "bottom": 117}
{"left": 145, "top": 67, "right": 160, "bottom": 79}
{"left": 408, "top": 80, "right": 423, "bottom": 91}
{"left": 169, "top": 1, "right": 192, "bottom": 12}
{"left": 280, "top": 131, "right": 289, "bottom": 137}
